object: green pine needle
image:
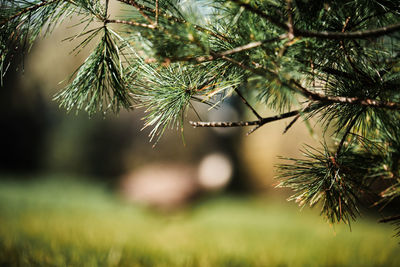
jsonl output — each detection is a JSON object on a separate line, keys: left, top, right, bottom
{"left": 276, "top": 144, "right": 384, "bottom": 226}
{"left": 55, "top": 27, "right": 133, "bottom": 115}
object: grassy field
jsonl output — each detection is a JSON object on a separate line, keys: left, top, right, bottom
{"left": 0, "top": 175, "right": 399, "bottom": 266}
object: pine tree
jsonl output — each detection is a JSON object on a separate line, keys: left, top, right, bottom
{"left": 1, "top": 0, "right": 400, "bottom": 235}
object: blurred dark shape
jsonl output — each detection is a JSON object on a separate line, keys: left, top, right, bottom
{"left": 0, "top": 58, "right": 49, "bottom": 173}
{"left": 120, "top": 153, "right": 232, "bottom": 210}
{"left": 121, "top": 163, "right": 198, "bottom": 210}
{"left": 44, "top": 112, "right": 139, "bottom": 179}
{"left": 0, "top": 50, "right": 138, "bottom": 178}
{"left": 84, "top": 117, "right": 137, "bottom": 178}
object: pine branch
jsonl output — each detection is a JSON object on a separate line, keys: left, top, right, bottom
{"left": 185, "top": 54, "right": 400, "bottom": 113}
{"left": 277, "top": 144, "right": 383, "bottom": 225}
{"left": 55, "top": 27, "right": 132, "bottom": 115}
{"left": 191, "top": 55, "right": 400, "bottom": 116}
{"left": 294, "top": 23, "right": 400, "bottom": 40}
{"left": 189, "top": 103, "right": 320, "bottom": 131}
{"left": 293, "top": 81, "right": 400, "bottom": 110}
{"left": 1, "top": 0, "right": 100, "bottom": 78}
{"left": 173, "top": 51, "right": 400, "bottom": 114}
{"left": 131, "top": 59, "right": 243, "bottom": 143}
{"left": 181, "top": 52, "right": 400, "bottom": 117}
{"left": 189, "top": 107, "right": 315, "bottom": 134}
{"left": 232, "top": 0, "right": 400, "bottom": 40}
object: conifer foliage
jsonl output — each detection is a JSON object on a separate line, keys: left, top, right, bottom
{"left": 1, "top": 0, "right": 400, "bottom": 235}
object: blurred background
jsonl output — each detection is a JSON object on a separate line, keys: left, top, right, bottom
{"left": 0, "top": 6, "right": 399, "bottom": 267}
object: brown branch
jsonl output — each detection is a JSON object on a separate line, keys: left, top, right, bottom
{"left": 124, "top": 0, "right": 154, "bottom": 24}
{"left": 190, "top": 120, "right": 260, "bottom": 128}
{"left": 170, "top": 35, "right": 287, "bottom": 63}
{"left": 247, "top": 124, "right": 262, "bottom": 135}
{"left": 219, "top": 55, "right": 272, "bottom": 77}
{"left": 105, "top": 19, "right": 156, "bottom": 29}
{"left": 232, "top": 0, "right": 400, "bottom": 40}
{"left": 220, "top": 36, "right": 286, "bottom": 56}
{"left": 155, "top": 0, "right": 159, "bottom": 25}
{"left": 1, "top": 0, "right": 60, "bottom": 25}
{"left": 286, "top": 0, "right": 294, "bottom": 40}
{"left": 190, "top": 109, "right": 302, "bottom": 129}
{"left": 190, "top": 103, "right": 319, "bottom": 135}
{"left": 283, "top": 113, "right": 300, "bottom": 134}
{"left": 105, "top": 0, "right": 110, "bottom": 25}
{"left": 292, "top": 81, "right": 400, "bottom": 110}
{"left": 342, "top": 17, "right": 351, "bottom": 33}
{"left": 234, "top": 88, "right": 262, "bottom": 120}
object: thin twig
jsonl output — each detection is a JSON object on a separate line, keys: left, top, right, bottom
{"left": 335, "top": 109, "right": 364, "bottom": 157}
{"left": 261, "top": 109, "right": 300, "bottom": 125}
{"left": 170, "top": 35, "right": 287, "bottom": 63}
{"left": 248, "top": 124, "right": 266, "bottom": 135}
{"left": 155, "top": 0, "right": 159, "bottom": 26}
{"left": 248, "top": 104, "right": 317, "bottom": 135}
{"left": 190, "top": 109, "right": 303, "bottom": 132}
{"left": 105, "top": 19, "right": 156, "bottom": 29}
{"left": 220, "top": 35, "right": 287, "bottom": 56}
{"left": 122, "top": 0, "right": 154, "bottom": 24}
{"left": 234, "top": 88, "right": 262, "bottom": 120}
{"left": 292, "top": 80, "right": 400, "bottom": 110}
{"left": 104, "top": 0, "right": 110, "bottom": 26}
{"left": 190, "top": 120, "right": 260, "bottom": 127}
{"left": 286, "top": 0, "right": 294, "bottom": 40}
{"left": 283, "top": 113, "right": 300, "bottom": 134}
{"left": 279, "top": 0, "right": 295, "bottom": 57}
{"left": 219, "top": 55, "right": 271, "bottom": 76}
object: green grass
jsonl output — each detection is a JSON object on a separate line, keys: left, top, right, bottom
{"left": 0, "top": 175, "right": 399, "bottom": 266}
